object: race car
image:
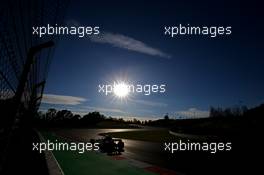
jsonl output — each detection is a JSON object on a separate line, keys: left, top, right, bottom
{"left": 91, "top": 135, "right": 124, "bottom": 155}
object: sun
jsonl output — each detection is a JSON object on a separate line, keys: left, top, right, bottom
{"left": 113, "top": 82, "right": 129, "bottom": 98}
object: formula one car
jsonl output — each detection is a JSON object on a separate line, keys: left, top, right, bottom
{"left": 91, "top": 135, "right": 124, "bottom": 155}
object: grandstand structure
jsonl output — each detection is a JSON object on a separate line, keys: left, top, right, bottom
{"left": 0, "top": 0, "right": 68, "bottom": 129}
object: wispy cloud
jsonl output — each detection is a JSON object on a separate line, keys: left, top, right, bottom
{"left": 175, "top": 108, "right": 209, "bottom": 119}
{"left": 65, "top": 19, "right": 170, "bottom": 58}
{"left": 90, "top": 32, "right": 171, "bottom": 58}
{"left": 42, "top": 94, "right": 86, "bottom": 105}
{"left": 40, "top": 98, "right": 127, "bottom": 115}
{"left": 130, "top": 99, "right": 167, "bottom": 107}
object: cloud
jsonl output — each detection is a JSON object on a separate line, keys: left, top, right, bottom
{"left": 40, "top": 102, "right": 127, "bottom": 115}
{"left": 42, "top": 94, "right": 86, "bottom": 105}
{"left": 65, "top": 19, "right": 170, "bottom": 58}
{"left": 130, "top": 99, "right": 167, "bottom": 107}
{"left": 89, "top": 32, "right": 171, "bottom": 58}
{"left": 175, "top": 108, "right": 209, "bottom": 119}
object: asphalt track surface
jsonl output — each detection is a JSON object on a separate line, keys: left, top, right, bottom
{"left": 51, "top": 128, "right": 261, "bottom": 175}
{"left": 52, "top": 128, "right": 179, "bottom": 171}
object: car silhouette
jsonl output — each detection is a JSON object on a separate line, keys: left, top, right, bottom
{"left": 91, "top": 135, "right": 124, "bottom": 155}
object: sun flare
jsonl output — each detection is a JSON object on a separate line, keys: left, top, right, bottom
{"left": 113, "top": 82, "right": 129, "bottom": 98}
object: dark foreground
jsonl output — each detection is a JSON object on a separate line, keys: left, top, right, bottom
{"left": 0, "top": 128, "right": 48, "bottom": 175}
{"left": 0, "top": 127, "right": 261, "bottom": 175}
{"left": 53, "top": 128, "right": 261, "bottom": 175}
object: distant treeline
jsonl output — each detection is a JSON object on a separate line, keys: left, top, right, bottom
{"left": 170, "top": 104, "right": 263, "bottom": 136}
{"left": 34, "top": 109, "right": 142, "bottom": 128}
{"left": 209, "top": 106, "right": 248, "bottom": 118}
{"left": 34, "top": 103, "right": 263, "bottom": 132}
{"left": 140, "top": 104, "right": 263, "bottom": 137}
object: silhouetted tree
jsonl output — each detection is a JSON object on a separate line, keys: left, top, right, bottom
{"left": 55, "top": 110, "right": 73, "bottom": 121}
{"left": 164, "top": 113, "right": 169, "bottom": 120}
{"left": 45, "top": 108, "right": 57, "bottom": 120}
{"left": 81, "top": 111, "right": 105, "bottom": 125}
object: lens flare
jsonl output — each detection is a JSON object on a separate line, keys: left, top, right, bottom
{"left": 113, "top": 82, "right": 129, "bottom": 98}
